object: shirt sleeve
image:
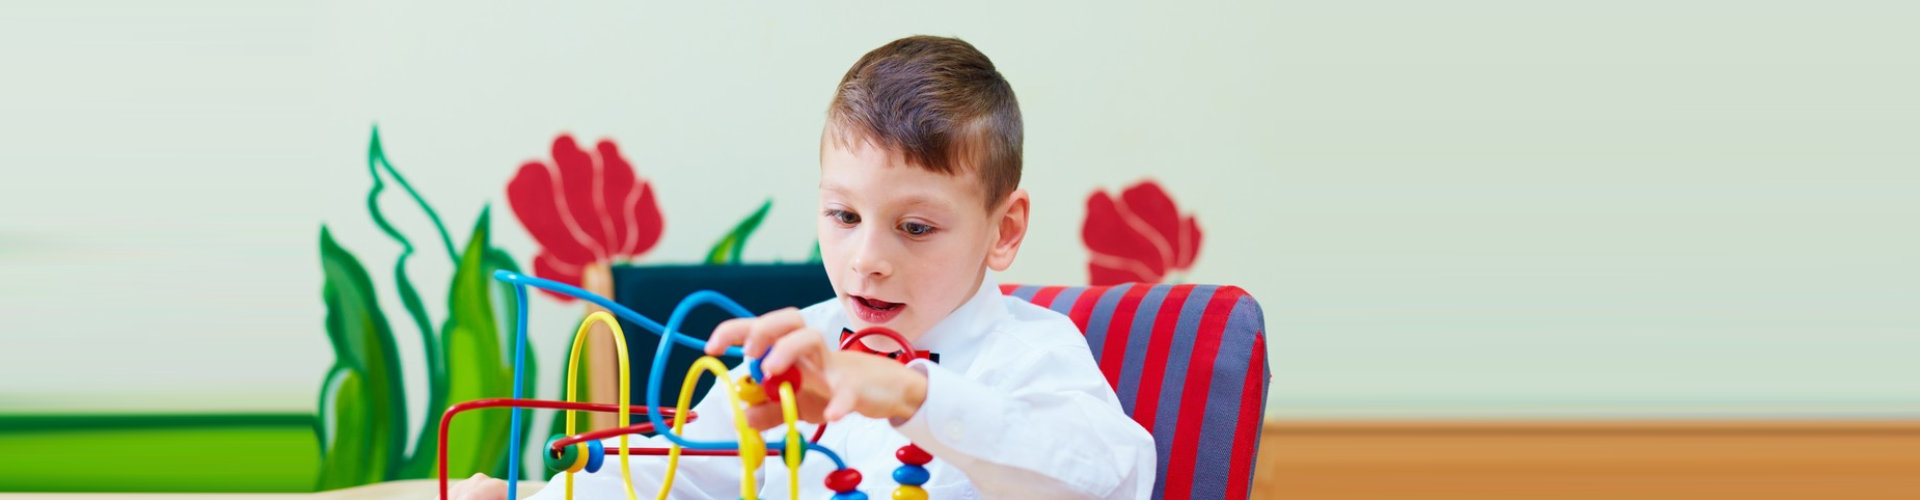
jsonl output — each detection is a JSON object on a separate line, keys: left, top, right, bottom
{"left": 890, "top": 345, "right": 1157, "bottom": 500}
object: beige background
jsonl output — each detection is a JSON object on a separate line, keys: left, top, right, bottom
{"left": 1, "top": 0, "right": 1916, "bottom": 433}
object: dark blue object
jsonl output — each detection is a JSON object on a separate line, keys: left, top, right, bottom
{"left": 610, "top": 263, "right": 834, "bottom": 427}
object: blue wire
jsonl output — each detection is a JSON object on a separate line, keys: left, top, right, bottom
{"left": 507, "top": 283, "right": 528, "bottom": 500}
{"left": 491, "top": 270, "right": 850, "bottom": 483}
{"left": 491, "top": 270, "right": 747, "bottom": 357}
{"left": 645, "top": 290, "right": 848, "bottom": 468}
{"left": 645, "top": 290, "right": 755, "bottom": 451}
{"left": 798, "top": 438, "right": 847, "bottom": 469}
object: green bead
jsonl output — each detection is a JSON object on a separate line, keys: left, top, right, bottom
{"left": 543, "top": 435, "right": 582, "bottom": 472}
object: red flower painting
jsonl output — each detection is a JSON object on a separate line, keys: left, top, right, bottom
{"left": 1082, "top": 179, "right": 1203, "bottom": 286}
{"left": 506, "top": 135, "right": 663, "bottom": 300}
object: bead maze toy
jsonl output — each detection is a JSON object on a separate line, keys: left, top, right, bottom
{"left": 437, "top": 270, "right": 935, "bottom": 500}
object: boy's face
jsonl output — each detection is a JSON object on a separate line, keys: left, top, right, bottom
{"left": 817, "top": 136, "right": 1025, "bottom": 341}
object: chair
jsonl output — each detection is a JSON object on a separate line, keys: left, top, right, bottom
{"left": 1001, "top": 283, "right": 1269, "bottom": 500}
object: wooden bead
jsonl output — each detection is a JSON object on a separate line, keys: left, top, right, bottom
{"left": 891, "top": 485, "right": 927, "bottom": 500}
{"left": 825, "top": 468, "right": 863, "bottom": 492}
{"left": 891, "top": 464, "right": 929, "bottom": 486}
{"left": 895, "top": 444, "right": 932, "bottom": 465}
{"left": 736, "top": 376, "right": 768, "bottom": 405}
{"left": 583, "top": 439, "right": 605, "bottom": 473}
{"left": 542, "top": 435, "right": 584, "bottom": 473}
{"left": 763, "top": 368, "right": 803, "bottom": 403}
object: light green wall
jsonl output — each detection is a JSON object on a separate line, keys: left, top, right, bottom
{"left": 0, "top": 0, "right": 1915, "bottom": 420}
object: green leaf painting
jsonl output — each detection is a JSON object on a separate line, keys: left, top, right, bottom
{"left": 315, "top": 227, "right": 406, "bottom": 488}
{"left": 316, "top": 127, "right": 535, "bottom": 489}
{"left": 365, "top": 126, "right": 456, "bottom": 400}
{"left": 706, "top": 198, "right": 773, "bottom": 265}
{"left": 433, "top": 207, "right": 531, "bottom": 479}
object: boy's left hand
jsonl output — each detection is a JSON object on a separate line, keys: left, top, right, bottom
{"left": 705, "top": 308, "right": 928, "bottom": 430}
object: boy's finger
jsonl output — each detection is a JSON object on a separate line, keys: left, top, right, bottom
{"left": 743, "top": 308, "right": 806, "bottom": 358}
{"left": 761, "top": 329, "right": 824, "bottom": 376}
{"left": 706, "top": 318, "right": 755, "bottom": 355}
{"left": 452, "top": 473, "right": 494, "bottom": 500}
{"left": 823, "top": 386, "right": 858, "bottom": 422}
{"left": 744, "top": 402, "right": 783, "bottom": 430}
{"left": 797, "top": 390, "right": 831, "bottom": 423}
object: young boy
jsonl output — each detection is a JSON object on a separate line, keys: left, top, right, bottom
{"left": 452, "top": 35, "right": 1154, "bottom": 500}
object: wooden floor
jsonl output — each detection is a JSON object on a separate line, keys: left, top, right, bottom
{"left": 1250, "top": 420, "right": 1920, "bottom": 499}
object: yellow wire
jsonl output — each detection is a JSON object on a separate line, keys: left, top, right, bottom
{"left": 660, "top": 356, "right": 763, "bottom": 500}
{"left": 778, "top": 383, "right": 802, "bottom": 500}
{"left": 563, "top": 312, "right": 638, "bottom": 500}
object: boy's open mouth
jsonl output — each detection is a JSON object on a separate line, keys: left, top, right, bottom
{"left": 850, "top": 295, "right": 906, "bottom": 324}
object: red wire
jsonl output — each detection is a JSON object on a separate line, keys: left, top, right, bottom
{"left": 439, "top": 328, "right": 918, "bottom": 499}
{"left": 551, "top": 422, "right": 667, "bottom": 451}
{"left": 438, "top": 398, "right": 689, "bottom": 500}
{"left": 840, "top": 326, "right": 920, "bottom": 365}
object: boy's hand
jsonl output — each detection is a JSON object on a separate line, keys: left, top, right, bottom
{"left": 809, "top": 349, "right": 929, "bottom": 423}
{"left": 448, "top": 473, "right": 507, "bottom": 500}
{"left": 705, "top": 308, "right": 928, "bottom": 429}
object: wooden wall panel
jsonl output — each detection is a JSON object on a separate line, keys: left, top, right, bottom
{"left": 1250, "top": 420, "right": 1920, "bottom": 499}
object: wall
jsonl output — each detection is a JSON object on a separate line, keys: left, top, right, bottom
{"left": 1, "top": 0, "right": 1916, "bottom": 426}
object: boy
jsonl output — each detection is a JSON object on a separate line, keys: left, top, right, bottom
{"left": 453, "top": 35, "right": 1154, "bottom": 499}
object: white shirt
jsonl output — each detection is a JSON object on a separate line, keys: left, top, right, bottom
{"left": 529, "top": 275, "right": 1156, "bottom": 500}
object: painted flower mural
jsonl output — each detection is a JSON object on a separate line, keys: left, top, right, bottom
{"left": 1082, "top": 179, "right": 1204, "bottom": 286}
{"left": 506, "top": 135, "right": 664, "bottom": 300}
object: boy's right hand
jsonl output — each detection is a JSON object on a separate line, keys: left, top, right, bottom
{"left": 705, "top": 308, "right": 832, "bottom": 429}
{"left": 448, "top": 472, "right": 507, "bottom": 500}
{"left": 705, "top": 308, "right": 928, "bottom": 429}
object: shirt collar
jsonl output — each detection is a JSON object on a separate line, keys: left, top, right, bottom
{"left": 908, "top": 272, "right": 1008, "bottom": 357}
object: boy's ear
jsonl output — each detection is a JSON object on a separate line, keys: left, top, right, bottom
{"left": 985, "top": 188, "right": 1030, "bottom": 272}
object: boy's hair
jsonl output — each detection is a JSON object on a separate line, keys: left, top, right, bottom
{"left": 826, "top": 35, "right": 1022, "bottom": 210}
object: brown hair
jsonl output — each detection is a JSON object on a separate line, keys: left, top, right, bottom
{"left": 826, "top": 35, "right": 1023, "bottom": 210}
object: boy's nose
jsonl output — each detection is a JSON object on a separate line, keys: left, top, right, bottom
{"left": 849, "top": 229, "right": 894, "bottom": 279}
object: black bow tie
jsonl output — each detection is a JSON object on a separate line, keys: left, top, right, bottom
{"left": 840, "top": 328, "right": 940, "bottom": 363}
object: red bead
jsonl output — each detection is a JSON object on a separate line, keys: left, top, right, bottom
{"left": 763, "top": 368, "right": 804, "bottom": 403}
{"left": 895, "top": 444, "right": 932, "bottom": 465}
{"left": 825, "top": 468, "right": 863, "bottom": 492}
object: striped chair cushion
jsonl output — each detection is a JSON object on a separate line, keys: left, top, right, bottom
{"left": 1001, "top": 283, "right": 1269, "bottom": 500}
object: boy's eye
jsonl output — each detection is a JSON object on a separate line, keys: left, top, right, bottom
{"left": 899, "top": 222, "right": 935, "bottom": 236}
{"left": 826, "top": 209, "right": 860, "bottom": 225}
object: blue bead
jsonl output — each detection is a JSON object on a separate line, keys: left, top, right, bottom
{"left": 891, "top": 464, "right": 930, "bottom": 486}
{"left": 831, "top": 493, "right": 869, "bottom": 500}
{"left": 584, "top": 440, "right": 605, "bottom": 473}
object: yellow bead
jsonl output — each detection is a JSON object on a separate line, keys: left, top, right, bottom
{"left": 736, "top": 376, "right": 768, "bottom": 405}
{"left": 739, "top": 430, "right": 767, "bottom": 473}
{"left": 563, "top": 443, "right": 587, "bottom": 472}
{"left": 892, "top": 486, "right": 927, "bottom": 500}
